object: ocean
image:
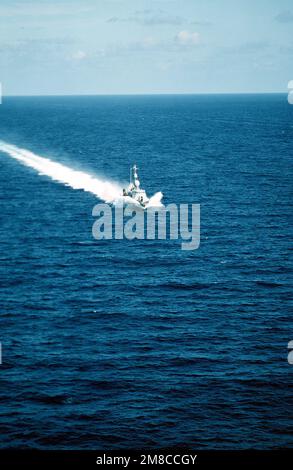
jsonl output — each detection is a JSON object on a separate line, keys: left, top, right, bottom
{"left": 0, "top": 94, "right": 292, "bottom": 450}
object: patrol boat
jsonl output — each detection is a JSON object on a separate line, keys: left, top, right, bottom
{"left": 122, "top": 165, "right": 150, "bottom": 208}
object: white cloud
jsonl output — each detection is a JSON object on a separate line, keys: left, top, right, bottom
{"left": 71, "top": 50, "right": 87, "bottom": 60}
{"left": 142, "top": 36, "right": 158, "bottom": 48}
{"left": 175, "top": 30, "right": 200, "bottom": 46}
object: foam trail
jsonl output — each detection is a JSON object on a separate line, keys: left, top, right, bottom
{"left": 0, "top": 141, "right": 122, "bottom": 202}
{"left": 148, "top": 191, "right": 164, "bottom": 208}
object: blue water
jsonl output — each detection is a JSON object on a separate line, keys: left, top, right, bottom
{"left": 0, "top": 95, "right": 292, "bottom": 450}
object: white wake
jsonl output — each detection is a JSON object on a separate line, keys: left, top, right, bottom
{"left": 148, "top": 191, "right": 164, "bottom": 208}
{"left": 0, "top": 141, "right": 164, "bottom": 207}
{"left": 0, "top": 141, "right": 122, "bottom": 202}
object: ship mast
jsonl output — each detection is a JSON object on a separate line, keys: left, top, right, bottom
{"left": 133, "top": 165, "right": 140, "bottom": 189}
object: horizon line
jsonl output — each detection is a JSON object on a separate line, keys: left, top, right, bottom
{"left": 2, "top": 91, "right": 288, "bottom": 98}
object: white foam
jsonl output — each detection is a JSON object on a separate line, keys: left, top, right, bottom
{"left": 0, "top": 141, "right": 122, "bottom": 202}
{"left": 113, "top": 192, "right": 164, "bottom": 209}
{"left": 148, "top": 191, "right": 164, "bottom": 208}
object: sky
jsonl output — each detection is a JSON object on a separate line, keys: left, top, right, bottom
{"left": 0, "top": 0, "right": 292, "bottom": 95}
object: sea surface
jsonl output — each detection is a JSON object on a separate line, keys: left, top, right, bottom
{"left": 0, "top": 94, "right": 292, "bottom": 450}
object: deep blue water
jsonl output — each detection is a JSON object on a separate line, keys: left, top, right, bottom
{"left": 0, "top": 95, "right": 292, "bottom": 450}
